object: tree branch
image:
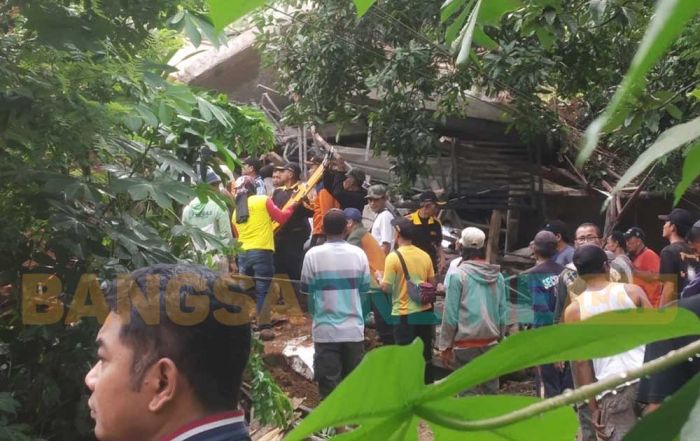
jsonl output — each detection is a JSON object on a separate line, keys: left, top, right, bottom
{"left": 415, "top": 337, "right": 700, "bottom": 431}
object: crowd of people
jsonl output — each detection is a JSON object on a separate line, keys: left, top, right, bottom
{"left": 88, "top": 154, "right": 700, "bottom": 441}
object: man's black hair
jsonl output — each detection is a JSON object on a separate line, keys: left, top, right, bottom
{"left": 608, "top": 230, "right": 627, "bottom": 251}
{"left": 577, "top": 222, "right": 603, "bottom": 238}
{"left": 573, "top": 245, "right": 608, "bottom": 277}
{"left": 323, "top": 209, "right": 347, "bottom": 236}
{"left": 461, "top": 247, "right": 485, "bottom": 260}
{"left": 104, "top": 264, "right": 251, "bottom": 412}
{"left": 534, "top": 241, "right": 556, "bottom": 259}
{"left": 675, "top": 222, "right": 691, "bottom": 239}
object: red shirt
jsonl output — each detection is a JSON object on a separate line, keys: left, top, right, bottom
{"left": 632, "top": 247, "right": 661, "bottom": 307}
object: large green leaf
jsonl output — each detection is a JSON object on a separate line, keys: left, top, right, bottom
{"left": 284, "top": 340, "right": 426, "bottom": 441}
{"left": 441, "top": 0, "right": 465, "bottom": 22}
{"left": 422, "top": 308, "right": 700, "bottom": 400}
{"left": 353, "top": 0, "right": 377, "bottom": 17}
{"left": 477, "top": 0, "right": 522, "bottom": 26}
{"left": 611, "top": 116, "right": 700, "bottom": 194}
{"left": 674, "top": 141, "right": 700, "bottom": 205}
{"left": 207, "top": 0, "right": 268, "bottom": 32}
{"left": 424, "top": 395, "right": 577, "bottom": 440}
{"left": 622, "top": 370, "right": 700, "bottom": 441}
{"left": 456, "top": 0, "right": 481, "bottom": 65}
{"left": 576, "top": 0, "right": 700, "bottom": 166}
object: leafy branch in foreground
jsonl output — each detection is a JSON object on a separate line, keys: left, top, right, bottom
{"left": 285, "top": 308, "right": 700, "bottom": 441}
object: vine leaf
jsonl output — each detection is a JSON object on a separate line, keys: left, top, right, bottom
{"left": 425, "top": 395, "right": 577, "bottom": 440}
{"left": 456, "top": 0, "right": 481, "bottom": 65}
{"left": 422, "top": 308, "right": 700, "bottom": 401}
{"left": 284, "top": 340, "right": 426, "bottom": 441}
{"left": 623, "top": 370, "right": 700, "bottom": 441}
{"left": 353, "top": 0, "right": 377, "bottom": 17}
{"left": 576, "top": 0, "right": 700, "bottom": 166}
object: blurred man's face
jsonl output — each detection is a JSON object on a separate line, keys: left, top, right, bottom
{"left": 242, "top": 164, "right": 253, "bottom": 176}
{"left": 626, "top": 236, "right": 643, "bottom": 254}
{"left": 421, "top": 202, "right": 439, "bottom": 218}
{"left": 662, "top": 221, "right": 673, "bottom": 240}
{"left": 280, "top": 169, "right": 295, "bottom": 185}
{"left": 85, "top": 313, "right": 155, "bottom": 441}
{"left": 343, "top": 176, "right": 356, "bottom": 191}
{"left": 605, "top": 236, "right": 620, "bottom": 253}
{"left": 368, "top": 197, "right": 385, "bottom": 213}
{"left": 574, "top": 226, "right": 602, "bottom": 249}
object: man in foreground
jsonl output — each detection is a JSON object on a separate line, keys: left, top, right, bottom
{"left": 564, "top": 246, "right": 651, "bottom": 441}
{"left": 658, "top": 208, "right": 698, "bottom": 306}
{"left": 301, "top": 209, "right": 370, "bottom": 398}
{"left": 366, "top": 184, "right": 395, "bottom": 255}
{"left": 85, "top": 264, "right": 252, "bottom": 441}
{"left": 544, "top": 219, "right": 575, "bottom": 266}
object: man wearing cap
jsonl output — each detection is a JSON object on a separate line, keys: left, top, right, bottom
{"left": 381, "top": 217, "right": 436, "bottom": 383}
{"left": 322, "top": 158, "right": 367, "bottom": 211}
{"left": 345, "top": 207, "right": 392, "bottom": 345}
{"left": 658, "top": 208, "right": 699, "bottom": 306}
{"left": 680, "top": 220, "right": 700, "bottom": 299}
{"left": 407, "top": 191, "right": 446, "bottom": 275}
{"left": 625, "top": 227, "right": 662, "bottom": 307}
{"left": 366, "top": 184, "right": 395, "bottom": 255}
{"left": 308, "top": 153, "right": 340, "bottom": 247}
{"left": 564, "top": 245, "right": 651, "bottom": 441}
{"left": 182, "top": 170, "right": 235, "bottom": 273}
{"left": 438, "top": 227, "right": 507, "bottom": 394}
{"left": 518, "top": 231, "right": 572, "bottom": 398}
{"left": 301, "top": 209, "right": 370, "bottom": 399}
{"left": 544, "top": 220, "right": 575, "bottom": 266}
{"left": 272, "top": 162, "right": 314, "bottom": 288}
{"left": 241, "top": 157, "right": 266, "bottom": 195}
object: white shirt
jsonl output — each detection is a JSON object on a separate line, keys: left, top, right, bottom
{"left": 371, "top": 210, "right": 395, "bottom": 250}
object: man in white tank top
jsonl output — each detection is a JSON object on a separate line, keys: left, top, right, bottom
{"left": 564, "top": 245, "right": 652, "bottom": 441}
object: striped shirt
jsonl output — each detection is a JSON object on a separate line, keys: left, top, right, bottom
{"left": 162, "top": 410, "right": 250, "bottom": 441}
{"left": 301, "top": 240, "right": 371, "bottom": 343}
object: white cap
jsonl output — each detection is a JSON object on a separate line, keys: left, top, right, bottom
{"left": 459, "top": 227, "right": 486, "bottom": 249}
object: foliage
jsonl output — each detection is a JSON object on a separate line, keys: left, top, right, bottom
{"left": 1, "top": 1, "right": 275, "bottom": 439}
{"left": 286, "top": 308, "right": 700, "bottom": 440}
{"left": 246, "top": 338, "right": 294, "bottom": 428}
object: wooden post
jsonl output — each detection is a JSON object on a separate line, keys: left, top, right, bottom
{"left": 486, "top": 209, "right": 504, "bottom": 263}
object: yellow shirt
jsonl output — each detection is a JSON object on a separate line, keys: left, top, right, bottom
{"left": 382, "top": 244, "right": 435, "bottom": 316}
{"left": 232, "top": 195, "right": 275, "bottom": 251}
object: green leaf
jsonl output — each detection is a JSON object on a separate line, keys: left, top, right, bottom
{"left": 207, "top": 0, "right": 268, "bottom": 32}
{"left": 441, "top": 0, "right": 465, "bottom": 22}
{"left": 689, "top": 88, "right": 700, "bottom": 101}
{"left": 333, "top": 415, "right": 419, "bottom": 441}
{"left": 424, "top": 395, "right": 577, "bottom": 440}
{"left": 674, "top": 140, "right": 700, "bottom": 205}
{"left": 184, "top": 13, "right": 202, "bottom": 47}
{"left": 576, "top": 0, "right": 700, "bottom": 166}
{"left": 456, "top": 0, "right": 481, "bottom": 65}
{"left": 665, "top": 103, "right": 683, "bottom": 120}
{"left": 622, "top": 368, "right": 700, "bottom": 441}
{"left": 0, "top": 393, "right": 19, "bottom": 414}
{"left": 612, "top": 116, "right": 700, "bottom": 193}
{"left": 422, "top": 308, "right": 700, "bottom": 400}
{"left": 477, "top": 0, "right": 522, "bottom": 26}
{"left": 535, "top": 27, "right": 555, "bottom": 50}
{"left": 193, "top": 15, "right": 222, "bottom": 47}
{"left": 446, "top": 3, "right": 473, "bottom": 44}
{"left": 589, "top": 0, "right": 608, "bottom": 23}
{"left": 285, "top": 340, "right": 426, "bottom": 441}
{"left": 134, "top": 104, "right": 158, "bottom": 128}
{"left": 353, "top": 0, "right": 376, "bottom": 17}
{"left": 196, "top": 97, "right": 233, "bottom": 127}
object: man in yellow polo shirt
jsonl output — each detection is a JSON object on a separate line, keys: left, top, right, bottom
{"left": 381, "top": 217, "right": 436, "bottom": 383}
{"left": 407, "top": 190, "right": 446, "bottom": 275}
{"left": 232, "top": 177, "right": 296, "bottom": 327}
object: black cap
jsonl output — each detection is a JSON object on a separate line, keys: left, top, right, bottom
{"left": 658, "top": 208, "right": 693, "bottom": 229}
{"left": 243, "top": 157, "right": 262, "bottom": 173}
{"left": 624, "top": 227, "right": 645, "bottom": 240}
{"left": 689, "top": 220, "right": 700, "bottom": 242}
{"left": 543, "top": 220, "right": 568, "bottom": 236}
{"left": 419, "top": 190, "right": 447, "bottom": 205}
{"left": 573, "top": 245, "right": 608, "bottom": 276}
{"left": 391, "top": 216, "right": 415, "bottom": 239}
{"left": 275, "top": 162, "right": 302, "bottom": 178}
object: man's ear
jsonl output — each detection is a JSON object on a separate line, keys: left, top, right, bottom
{"left": 144, "top": 358, "right": 179, "bottom": 413}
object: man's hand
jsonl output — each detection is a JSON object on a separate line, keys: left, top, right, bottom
{"left": 440, "top": 348, "right": 454, "bottom": 369}
{"left": 591, "top": 406, "right": 610, "bottom": 441}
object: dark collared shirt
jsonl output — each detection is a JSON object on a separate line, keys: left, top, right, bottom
{"left": 162, "top": 410, "right": 250, "bottom": 441}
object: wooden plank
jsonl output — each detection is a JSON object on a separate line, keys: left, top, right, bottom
{"left": 486, "top": 210, "right": 504, "bottom": 263}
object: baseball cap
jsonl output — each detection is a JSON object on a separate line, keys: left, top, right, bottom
{"left": 419, "top": 190, "right": 447, "bottom": 205}
{"left": 346, "top": 168, "right": 366, "bottom": 185}
{"left": 688, "top": 220, "right": 700, "bottom": 242}
{"left": 543, "top": 220, "right": 568, "bottom": 236}
{"left": 623, "top": 227, "right": 645, "bottom": 240}
{"left": 658, "top": 208, "right": 693, "bottom": 229}
{"left": 205, "top": 170, "right": 221, "bottom": 185}
{"left": 573, "top": 245, "right": 608, "bottom": 276}
{"left": 366, "top": 184, "right": 387, "bottom": 199}
{"left": 391, "top": 216, "right": 415, "bottom": 239}
{"left": 343, "top": 208, "right": 362, "bottom": 223}
{"left": 274, "top": 162, "right": 302, "bottom": 178}
{"left": 459, "top": 227, "right": 486, "bottom": 249}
